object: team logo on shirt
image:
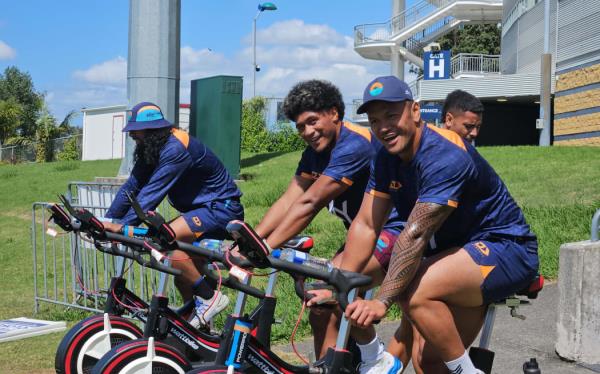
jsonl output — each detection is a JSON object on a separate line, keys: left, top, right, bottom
{"left": 474, "top": 241, "right": 490, "bottom": 256}
{"left": 192, "top": 216, "right": 202, "bottom": 227}
{"left": 389, "top": 180, "right": 402, "bottom": 190}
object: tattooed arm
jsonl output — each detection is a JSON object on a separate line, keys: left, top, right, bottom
{"left": 345, "top": 202, "right": 454, "bottom": 327}
{"left": 377, "top": 201, "right": 454, "bottom": 308}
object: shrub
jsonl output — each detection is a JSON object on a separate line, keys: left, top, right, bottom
{"left": 56, "top": 135, "right": 80, "bottom": 161}
{"left": 241, "top": 97, "right": 305, "bottom": 153}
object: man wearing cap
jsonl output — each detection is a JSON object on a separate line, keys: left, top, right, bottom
{"left": 252, "top": 79, "right": 404, "bottom": 373}
{"left": 442, "top": 89, "right": 484, "bottom": 143}
{"left": 342, "top": 76, "right": 538, "bottom": 374}
{"left": 104, "top": 102, "right": 244, "bottom": 328}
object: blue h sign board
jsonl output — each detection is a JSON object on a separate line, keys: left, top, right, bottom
{"left": 424, "top": 51, "right": 451, "bottom": 80}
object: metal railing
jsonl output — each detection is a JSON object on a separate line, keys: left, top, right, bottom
{"left": 354, "top": 0, "right": 457, "bottom": 46}
{"left": 592, "top": 209, "right": 600, "bottom": 242}
{"left": 33, "top": 181, "right": 178, "bottom": 314}
{"left": 451, "top": 53, "right": 501, "bottom": 76}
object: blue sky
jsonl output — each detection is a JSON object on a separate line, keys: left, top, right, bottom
{"left": 0, "top": 1, "right": 403, "bottom": 123}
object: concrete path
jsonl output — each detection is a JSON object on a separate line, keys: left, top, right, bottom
{"left": 275, "top": 283, "right": 599, "bottom": 373}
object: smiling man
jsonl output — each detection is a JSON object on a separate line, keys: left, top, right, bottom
{"left": 343, "top": 76, "right": 539, "bottom": 374}
{"left": 254, "top": 80, "right": 403, "bottom": 373}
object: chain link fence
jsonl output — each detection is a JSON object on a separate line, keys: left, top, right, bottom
{"left": 0, "top": 134, "right": 82, "bottom": 164}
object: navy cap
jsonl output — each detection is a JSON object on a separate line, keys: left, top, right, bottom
{"left": 122, "top": 102, "right": 172, "bottom": 132}
{"left": 356, "top": 76, "right": 413, "bottom": 114}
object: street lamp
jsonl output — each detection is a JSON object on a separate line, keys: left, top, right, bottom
{"left": 253, "top": 2, "right": 277, "bottom": 97}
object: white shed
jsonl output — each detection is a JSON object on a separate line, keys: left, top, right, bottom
{"left": 82, "top": 105, "right": 127, "bottom": 161}
{"left": 82, "top": 104, "right": 191, "bottom": 161}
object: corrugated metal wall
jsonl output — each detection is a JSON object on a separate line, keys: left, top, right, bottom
{"left": 556, "top": 0, "right": 600, "bottom": 70}
{"left": 500, "top": 0, "right": 557, "bottom": 74}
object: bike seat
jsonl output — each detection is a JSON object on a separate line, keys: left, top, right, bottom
{"left": 516, "top": 274, "right": 544, "bottom": 299}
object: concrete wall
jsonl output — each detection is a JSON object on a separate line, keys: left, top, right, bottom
{"left": 556, "top": 240, "right": 600, "bottom": 364}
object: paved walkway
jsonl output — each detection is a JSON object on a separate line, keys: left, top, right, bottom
{"left": 275, "top": 283, "right": 599, "bottom": 373}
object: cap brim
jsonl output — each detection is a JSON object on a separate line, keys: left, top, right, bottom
{"left": 356, "top": 97, "right": 409, "bottom": 115}
{"left": 122, "top": 118, "right": 172, "bottom": 132}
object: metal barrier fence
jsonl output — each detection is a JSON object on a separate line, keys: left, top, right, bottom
{"left": 32, "top": 181, "right": 178, "bottom": 314}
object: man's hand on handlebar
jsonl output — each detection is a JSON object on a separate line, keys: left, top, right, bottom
{"left": 345, "top": 299, "right": 387, "bottom": 328}
{"left": 103, "top": 222, "right": 123, "bottom": 233}
{"left": 306, "top": 289, "right": 337, "bottom": 308}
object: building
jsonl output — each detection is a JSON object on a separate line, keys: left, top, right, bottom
{"left": 81, "top": 104, "right": 190, "bottom": 161}
{"left": 352, "top": 0, "right": 600, "bottom": 146}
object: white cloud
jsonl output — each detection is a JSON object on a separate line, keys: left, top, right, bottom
{"left": 52, "top": 19, "right": 397, "bottom": 121}
{"left": 0, "top": 40, "right": 16, "bottom": 60}
{"left": 73, "top": 56, "right": 127, "bottom": 85}
{"left": 249, "top": 19, "right": 346, "bottom": 46}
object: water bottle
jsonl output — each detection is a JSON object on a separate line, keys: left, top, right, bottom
{"left": 523, "top": 358, "right": 541, "bottom": 374}
{"left": 271, "top": 248, "right": 333, "bottom": 272}
{"left": 195, "top": 238, "right": 227, "bottom": 254}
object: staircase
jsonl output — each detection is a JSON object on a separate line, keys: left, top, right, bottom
{"left": 354, "top": 0, "right": 502, "bottom": 66}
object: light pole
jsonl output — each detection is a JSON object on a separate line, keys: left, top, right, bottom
{"left": 253, "top": 2, "right": 277, "bottom": 97}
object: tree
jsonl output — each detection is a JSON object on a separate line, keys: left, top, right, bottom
{"left": 0, "top": 97, "right": 23, "bottom": 144}
{"left": 0, "top": 66, "right": 44, "bottom": 138}
{"left": 436, "top": 24, "right": 501, "bottom": 55}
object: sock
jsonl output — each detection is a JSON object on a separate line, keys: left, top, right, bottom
{"left": 445, "top": 350, "right": 478, "bottom": 374}
{"left": 357, "top": 335, "right": 384, "bottom": 363}
{"left": 192, "top": 276, "right": 215, "bottom": 300}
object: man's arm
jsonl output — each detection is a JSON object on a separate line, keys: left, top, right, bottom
{"left": 254, "top": 176, "right": 312, "bottom": 239}
{"left": 339, "top": 192, "right": 392, "bottom": 273}
{"left": 377, "top": 202, "right": 454, "bottom": 307}
{"left": 263, "top": 174, "right": 350, "bottom": 249}
{"left": 344, "top": 202, "right": 454, "bottom": 327}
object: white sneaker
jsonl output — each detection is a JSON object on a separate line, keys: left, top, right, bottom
{"left": 188, "top": 291, "right": 229, "bottom": 329}
{"left": 359, "top": 351, "right": 403, "bottom": 374}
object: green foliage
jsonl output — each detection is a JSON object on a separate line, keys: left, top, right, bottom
{"left": 0, "top": 97, "right": 23, "bottom": 144}
{"left": 56, "top": 135, "right": 81, "bottom": 161}
{"left": 241, "top": 96, "right": 270, "bottom": 152}
{"left": 436, "top": 24, "right": 502, "bottom": 55}
{"left": 0, "top": 66, "right": 44, "bottom": 138}
{"left": 34, "top": 108, "right": 61, "bottom": 162}
{"left": 241, "top": 96, "right": 305, "bottom": 153}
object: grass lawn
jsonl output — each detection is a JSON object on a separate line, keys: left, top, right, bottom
{"left": 0, "top": 146, "right": 599, "bottom": 372}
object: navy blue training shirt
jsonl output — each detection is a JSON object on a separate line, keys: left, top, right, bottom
{"left": 367, "top": 124, "right": 535, "bottom": 252}
{"left": 106, "top": 129, "right": 242, "bottom": 225}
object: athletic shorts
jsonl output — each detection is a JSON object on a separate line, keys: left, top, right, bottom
{"left": 182, "top": 198, "right": 244, "bottom": 240}
{"left": 372, "top": 227, "right": 402, "bottom": 271}
{"left": 336, "top": 226, "right": 402, "bottom": 271}
{"left": 463, "top": 237, "right": 539, "bottom": 304}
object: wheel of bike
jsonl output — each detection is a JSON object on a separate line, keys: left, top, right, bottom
{"left": 55, "top": 314, "right": 143, "bottom": 374}
{"left": 91, "top": 338, "right": 192, "bottom": 374}
{"left": 185, "top": 365, "right": 243, "bottom": 373}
